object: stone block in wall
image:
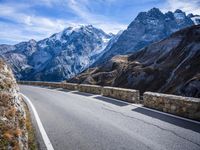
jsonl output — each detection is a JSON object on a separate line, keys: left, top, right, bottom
{"left": 143, "top": 92, "right": 200, "bottom": 121}
{"left": 47, "top": 82, "right": 63, "bottom": 88}
{"left": 63, "top": 83, "right": 78, "bottom": 90}
{"left": 102, "top": 86, "right": 140, "bottom": 103}
{"left": 78, "top": 84, "right": 102, "bottom": 95}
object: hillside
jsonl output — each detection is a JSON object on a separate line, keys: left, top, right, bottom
{"left": 0, "top": 60, "right": 28, "bottom": 149}
{"left": 69, "top": 25, "right": 200, "bottom": 98}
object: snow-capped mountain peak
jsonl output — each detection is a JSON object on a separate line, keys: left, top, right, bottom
{"left": 174, "top": 9, "right": 186, "bottom": 20}
{"left": 94, "top": 8, "right": 195, "bottom": 66}
{"left": 0, "top": 25, "right": 113, "bottom": 81}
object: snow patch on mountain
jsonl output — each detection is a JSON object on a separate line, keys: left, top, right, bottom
{"left": 191, "top": 16, "right": 200, "bottom": 25}
{"left": 174, "top": 10, "right": 186, "bottom": 20}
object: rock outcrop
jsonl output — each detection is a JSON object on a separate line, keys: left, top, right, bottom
{"left": 0, "top": 60, "right": 28, "bottom": 149}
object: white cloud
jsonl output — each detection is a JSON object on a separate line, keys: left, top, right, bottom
{"left": 0, "top": 3, "right": 79, "bottom": 44}
{"left": 0, "top": 0, "right": 126, "bottom": 44}
{"left": 67, "top": 0, "right": 127, "bottom": 33}
{"left": 162, "top": 0, "right": 200, "bottom": 14}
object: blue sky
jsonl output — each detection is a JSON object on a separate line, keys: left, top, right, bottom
{"left": 0, "top": 0, "right": 199, "bottom": 44}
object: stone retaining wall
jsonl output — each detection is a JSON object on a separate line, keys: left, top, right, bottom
{"left": 47, "top": 82, "right": 63, "bottom": 88}
{"left": 143, "top": 92, "right": 200, "bottom": 121}
{"left": 102, "top": 86, "right": 140, "bottom": 103}
{"left": 18, "top": 81, "right": 140, "bottom": 103}
{"left": 78, "top": 84, "right": 102, "bottom": 94}
{"left": 63, "top": 83, "right": 78, "bottom": 90}
{"left": 18, "top": 81, "right": 78, "bottom": 90}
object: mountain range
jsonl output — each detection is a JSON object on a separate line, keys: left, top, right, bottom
{"left": 0, "top": 8, "right": 199, "bottom": 84}
{"left": 70, "top": 25, "right": 200, "bottom": 98}
{"left": 0, "top": 25, "right": 112, "bottom": 81}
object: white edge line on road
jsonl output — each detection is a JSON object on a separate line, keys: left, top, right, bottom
{"left": 21, "top": 93, "right": 54, "bottom": 150}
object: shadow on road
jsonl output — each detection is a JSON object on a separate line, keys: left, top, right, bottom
{"left": 46, "top": 87, "right": 71, "bottom": 93}
{"left": 94, "top": 96, "right": 129, "bottom": 107}
{"left": 71, "top": 91, "right": 94, "bottom": 97}
{"left": 70, "top": 92, "right": 129, "bottom": 107}
{"left": 57, "top": 89, "right": 71, "bottom": 92}
{"left": 46, "top": 87, "right": 58, "bottom": 89}
{"left": 132, "top": 107, "right": 200, "bottom": 133}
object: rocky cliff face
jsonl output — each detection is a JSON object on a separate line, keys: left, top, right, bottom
{"left": 94, "top": 8, "right": 195, "bottom": 66}
{"left": 0, "top": 60, "right": 28, "bottom": 149}
{"left": 0, "top": 25, "right": 113, "bottom": 81}
{"left": 69, "top": 25, "right": 200, "bottom": 98}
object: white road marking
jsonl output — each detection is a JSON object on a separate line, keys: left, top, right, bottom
{"left": 21, "top": 93, "right": 54, "bottom": 150}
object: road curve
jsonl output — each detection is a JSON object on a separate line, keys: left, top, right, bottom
{"left": 20, "top": 85, "right": 200, "bottom": 150}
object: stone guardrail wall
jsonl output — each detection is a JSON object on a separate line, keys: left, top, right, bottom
{"left": 102, "top": 86, "right": 140, "bottom": 103}
{"left": 143, "top": 92, "right": 200, "bottom": 121}
{"left": 19, "top": 81, "right": 78, "bottom": 90}
{"left": 18, "top": 81, "right": 140, "bottom": 103}
{"left": 18, "top": 81, "right": 200, "bottom": 121}
{"left": 78, "top": 84, "right": 102, "bottom": 95}
{"left": 63, "top": 83, "right": 78, "bottom": 90}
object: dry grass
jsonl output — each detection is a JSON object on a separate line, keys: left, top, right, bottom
{"left": 5, "top": 106, "right": 17, "bottom": 119}
{"left": 0, "top": 77, "right": 15, "bottom": 91}
{"left": 23, "top": 101, "right": 38, "bottom": 150}
{"left": 0, "top": 126, "right": 21, "bottom": 149}
{"left": 0, "top": 92, "right": 12, "bottom": 107}
{"left": 3, "top": 132, "right": 13, "bottom": 140}
{"left": 13, "top": 128, "right": 22, "bottom": 137}
{"left": 0, "top": 110, "right": 28, "bottom": 149}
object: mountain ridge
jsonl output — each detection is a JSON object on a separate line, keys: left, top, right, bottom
{"left": 93, "top": 8, "right": 196, "bottom": 66}
{"left": 69, "top": 25, "right": 200, "bottom": 98}
{"left": 0, "top": 25, "right": 113, "bottom": 81}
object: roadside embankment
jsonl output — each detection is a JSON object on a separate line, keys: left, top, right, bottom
{"left": 0, "top": 60, "right": 28, "bottom": 149}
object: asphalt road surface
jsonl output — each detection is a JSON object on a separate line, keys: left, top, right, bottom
{"left": 20, "top": 85, "right": 200, "bottom": 150}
